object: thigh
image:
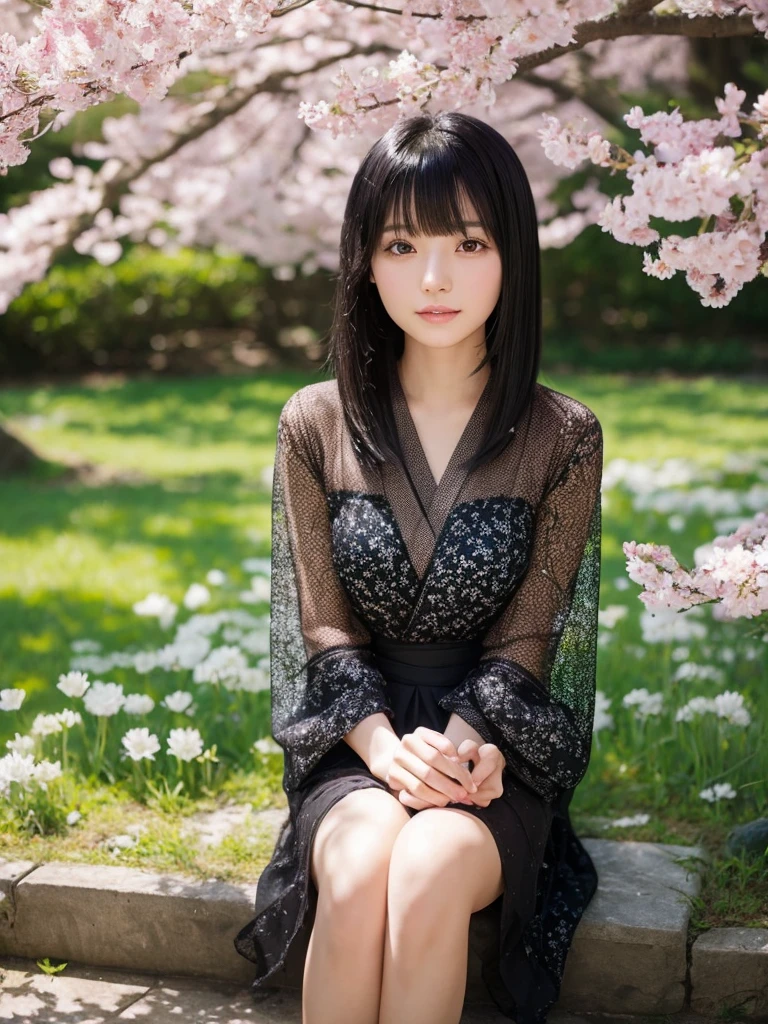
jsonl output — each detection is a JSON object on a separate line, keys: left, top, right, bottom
{"left": 389, "top": 806, "right": 504, "bottom": 915}
{"left": 310, "top": 786, "right": 412, "bottom": 896}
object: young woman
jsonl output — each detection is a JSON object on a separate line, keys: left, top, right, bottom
{"left": 234, "top": 110, "right": 603, "bottom": 1024}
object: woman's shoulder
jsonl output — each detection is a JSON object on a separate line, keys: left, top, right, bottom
{"left": 532, "top": 381, "right": 601, "bottom": 436}
{"left": 278, "top": 379, "right": 342, "bottom": 452}
{"left": 281, "top": 378, "right": 339, "bottom": 417}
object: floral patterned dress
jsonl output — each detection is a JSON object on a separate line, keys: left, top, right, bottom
{"left": 234, "top": 361, "right": 603, "bottom": 1023}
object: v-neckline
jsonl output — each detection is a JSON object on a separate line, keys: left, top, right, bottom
{"left": 387, "top": 361, "right": 493, "bottom": 543}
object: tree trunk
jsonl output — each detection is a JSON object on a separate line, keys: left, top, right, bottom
{"left": 0, "top": 423, "right": 44, "bottom": 475}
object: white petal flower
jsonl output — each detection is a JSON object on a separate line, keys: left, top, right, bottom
{"left": 5, "top": 733, "right": 35, "bottom": 755}
{"left": 83, "top": 680, "right": 125, "bottom": 717}
{"left": 31, "top": 713, "right": 63, "bottom": 737}
{"left": 162, "top": 690, "right": 194, "bottom": 713}
{"left": 183, "top": 583, "right": 211, "bottom": 610}
{"left": 57, "top": 671, "right": 90, "bottom": 698}
{"left": 0, "top": 688, "right": 27, "bottom": 711}
{"left": 167, "top": 727, "right": 204, "bottom": 762}
{"left": 121, "top": 727, "right": 161, "bottom": 761}
{"left": 55, "top": 709, "right": 82, "bottom": 728}
{"left": 123, "top": 694, "right": 155, "bottom": 715}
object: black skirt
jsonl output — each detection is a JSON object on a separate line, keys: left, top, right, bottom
{"left": 234, "top": 637, "right": 597, "bottom": 1024}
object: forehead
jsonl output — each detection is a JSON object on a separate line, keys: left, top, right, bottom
{"left": 381, "top": 198, "right": 485, "bottom": 235}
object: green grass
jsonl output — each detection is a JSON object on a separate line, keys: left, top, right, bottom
{"left": 0, "top": 368, "right": 766, "bottom": 927}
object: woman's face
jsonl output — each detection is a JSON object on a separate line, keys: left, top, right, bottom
{"left": 368, "top": 194, "right": 502, "bottom": 355}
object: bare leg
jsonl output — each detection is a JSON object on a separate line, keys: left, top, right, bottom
{"left": 378, "top": 806, "right": 504, "bottom": 1024}
{"left": 378, "top": 885, "right": 471, "bottom": 1024}
{"left": 302, "top": 788, "right": 411, "bottom": 1024}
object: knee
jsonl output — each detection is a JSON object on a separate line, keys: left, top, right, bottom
{"left": 387, "top": 809, "right": 476, "bottom": 920}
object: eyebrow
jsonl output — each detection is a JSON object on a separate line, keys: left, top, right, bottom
{"left": 382, "top": 221, "right": 485, "bottom": 233}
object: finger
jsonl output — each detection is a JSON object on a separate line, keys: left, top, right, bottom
{"left": 393, "top": 749, "right": 470, "bottom": 806}
{"left": 399, "top": 782, "right": 443, "bottom": 811}
{"left": 408, "top": 731, "right": 477, "bottom": 792}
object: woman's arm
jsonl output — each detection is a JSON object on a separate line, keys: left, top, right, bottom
{"left": 437, "top": 409, "right": 604, "bottom": 804}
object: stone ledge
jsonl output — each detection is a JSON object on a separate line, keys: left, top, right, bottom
{"left": 0, "top": 837, "right": 707, "bottom": 1017}
{"left": 690, "top": 927, "right": 768, "bottom": 1018}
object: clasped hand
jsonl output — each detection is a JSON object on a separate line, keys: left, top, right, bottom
{"left": 379, "top": 725, "right": 505, "bottom": 811}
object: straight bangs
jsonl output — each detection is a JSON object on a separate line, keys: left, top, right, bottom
{"left": 323, "top": 111, "right": 542, "bottom": 476}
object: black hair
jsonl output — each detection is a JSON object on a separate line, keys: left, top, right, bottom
{"left": 322, "top": 110, "right": 542, "bottom": 475}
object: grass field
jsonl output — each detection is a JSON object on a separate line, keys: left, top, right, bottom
{"left": 0, "top": 368, "right": 766, "bottom": 933}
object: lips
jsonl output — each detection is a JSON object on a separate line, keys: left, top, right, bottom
{"left": 417, "top": 306, "right": 459, "bottom": 313}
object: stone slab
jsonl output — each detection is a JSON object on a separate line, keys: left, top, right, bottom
{"left": 0, "top": 956, "right": 599, "bottom": 1023}
{"left": 0, "top": 859, "right": 40, "bottom": 954}
{"left": 556, "top": 838, "right": 707, "bottom": 1016}
{"left": 0, "top": 957, "right": 156, "bottom": 1023}
{"left": 690, "top": 926, "right": 768, "bottom": 1017}
{"left": 0, "top": 837, "right": 706, "bottom": 1017}
{"left": 8, "top": 862, "right": 259, "bottom": 985}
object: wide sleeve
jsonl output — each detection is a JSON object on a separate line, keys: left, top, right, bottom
{"left": 437, "top": 409, "right": 603, "bottom": 805}
{"left": 269, "top": 390, "right": 395, "bottom": 795}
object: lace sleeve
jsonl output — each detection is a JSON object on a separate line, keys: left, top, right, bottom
{"left": 270, "top": 391, "right": 394, "bottom": 794}
{"left": 438, "top": 410, "right": 603, "bottom": 804}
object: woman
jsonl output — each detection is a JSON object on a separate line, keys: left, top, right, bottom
{"left": 234, "top": 110, "right": 603, "bottom": 1024}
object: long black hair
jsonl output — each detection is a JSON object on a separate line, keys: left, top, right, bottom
{"left": 322, "top": 110, "right": 542, "bottom": 476}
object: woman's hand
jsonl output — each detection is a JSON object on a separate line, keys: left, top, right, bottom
{"left": 377, "top": 726, "right": 479, "bottom": 809}
{"left": 398, "top": 739, "right": 506, "bottom": 811}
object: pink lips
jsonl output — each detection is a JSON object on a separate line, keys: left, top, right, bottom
{"left": 417, "top": 309, "right": 460, "bottom": 322}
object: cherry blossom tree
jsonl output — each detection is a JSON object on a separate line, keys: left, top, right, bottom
{"left": 0, "top": 0, "right": 766, "bottom": 319}
{"left": 624, "top": 510, "right": 768, "bottom": 626}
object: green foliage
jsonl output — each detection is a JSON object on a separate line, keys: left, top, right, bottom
{"left": 1, "top": 245, "right": 264, "bottom": 374}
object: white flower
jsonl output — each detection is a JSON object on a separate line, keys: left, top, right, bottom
{"left": 183, "top": 583, "right": 211, "bottom": 610}
{"left": 670, "top": 645, "right": 690, "bottom": 662}
{"left": 592, "top": 691, "right": 614, "bottom": 733}
{"left": 133, "top": 651, "right": 158, "bottom": 674}
{"left": 252, "top": 737, "right": 282, "bottom": 755}
{"left": 713, "top": 691, "right": 751, "bottom": 727}
{"left": 206, "top": 569, "right": 227, "bottom": 586}
{"left": 0, "top": 688, "right": 27, "bottom": 711}
{"left": 66, "top": 810, "right": 82, "bottom": 825}
{"left": 55, "top": 709, "right": 82, "bottom": 729}
{"left": 31, "top": 713, "right": 63, "bottom": 738}
{"left": 162, "top": 690, "right": 194, "bottom": 713}
{"left": 121, "top": 728, "right": 161, "bottom": 762}
{"left": 241, "top": 556, "right": 271, "bottom": 575}
{"left": 673, "top": 663, "right": 725, "bottom": 684}
{"left": 5, "top": 733, "right": 34, "bottom": 755}
{"left": 667, "top": 514, "right": 686, "bottom": 532}
{"left": 240, "top": 576, "right": 271, "bottom": 603}
{"left": 83, "top": 680, "right": 125, "bottom": 717}
{"left": 167, "top": 727, "right": 204, "bottom": 762}
{"left": 32, "top": 759, "right": 62, "bottom": 790}
{"left": 57, "top": 671, "right": 90, "bottom": 698}
{"left": 0, "top": 751, "right": 37, "bottom": 796}
{"left": 238, "top": 666, "right": 270, "bottom": 693}
{"left": 598, "top": 605, "right": 628, "bottom": 629}
{"left": 605, "top": 813, "right": 650, "bottom": 828}
{"left": 123, "top": 693, "right": 155, "bottom": 715}
{"left": 192, "top": 645, "right": 248, "bottom": 688}
{"left": 133, "top": 592, "right": 178, "bottom": 629}
{"left": 613, "top": 576, "right": 630, "bottom": 591}
{"left": 675, "top": 696, "right": 717, "bottom": 722}
{"left": 622, "top": 688, "right": 664, "bottom": 718}
{"left": 70, "top": 639, "right": 101, "bottom": 654}
{"left": 699, "top": 782, "right": 737, "bottom": 802}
